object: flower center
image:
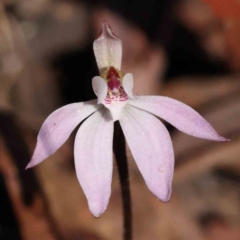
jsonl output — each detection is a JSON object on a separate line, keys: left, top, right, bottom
{"left": 107, "top": 66, "right": 121, "bottom": 94}
{"left": 103, "top": 66, "right": 128, "bottom": 104}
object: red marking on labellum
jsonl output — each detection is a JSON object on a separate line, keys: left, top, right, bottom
{"left": 107, "top": 66, "right": 120, "bottom": 79}
{"left": 107, "top": 67, "right": 121, "bottom": 91}
{"left": 104, "top": 66, "right": 128, "bottom": 104}
{"left": 104, "top": 87, "right": 128, "bottom": 104}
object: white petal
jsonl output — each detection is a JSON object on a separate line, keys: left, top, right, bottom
{"left": 93, "top": 21, "right": 122, "bottom": 72}
{"left": 74, "top": 108, "right": 114, "bottom": 217}
{"left": 103, "top": 101, "right": 127, "bottom": 122}
{"left": 92, "top": 76, "right": 108, "bottom": 104}
{"left": 119, "top": 105, "right": 174, "bottom": 201}
{"left": 26, "top": 100, "right": 101, "bottom": 168}
{"left": 122, "top": 73, "right": 134, "bottom": 99}
{"left": 129, "top": 96, "right": 228, "bottom": 141}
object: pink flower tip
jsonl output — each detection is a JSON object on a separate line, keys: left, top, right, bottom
{"left": 218, "top": 136, "right": 230, "bottom": 142}
{"left": 149, "top": 181, "right": 172, "bottom": 203}
{"left": 158, "top": 197, "right": 171, "bottom": 203}
{"left": 25, "top": 158, "right": 37, "bottom": 169}
{"left": 99, "top": 20, "right": 119, "bottom": 40}
{"left": 25, "top": 163, "right": 33, "bottom": 170}
{"left": 89, "top": 202, "right": 107, "bottom": 218}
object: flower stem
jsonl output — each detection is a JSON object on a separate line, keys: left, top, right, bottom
{"left": 113, "top": 122, "right": 132, "bottom": 240}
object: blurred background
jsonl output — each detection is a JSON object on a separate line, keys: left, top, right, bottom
{"left": 0, "top": 0, "right": 240, "bottom": 239}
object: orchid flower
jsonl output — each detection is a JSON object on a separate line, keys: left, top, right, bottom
{"left": 26, "top": 21, "right": 228, "bottom": 217}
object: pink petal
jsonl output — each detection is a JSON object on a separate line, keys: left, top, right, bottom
{"left": 129, "top": 96, "right": 228, "bottom": 141}
{"left": 74, "top": 108, "right": 114, "bottom": 217}
{"left": 122, "top": 73, "right": 134, "bottom": 99}
{"left": 26, "top": 100, "right": 101, "bottom": 169}
{"left": 119, "top": 105, "right": 174, "bottom": 202}
{"left": 93, "top": 21, "right": 122, "bottom": 72}
{"left": 92, "top": 76, "right": 108, "bottom": 104}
